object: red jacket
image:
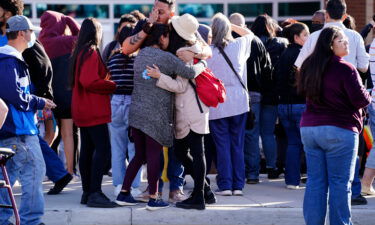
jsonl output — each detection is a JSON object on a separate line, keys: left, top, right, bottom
{"left": 72, "top": 49, "right": 116, "bottom": 127}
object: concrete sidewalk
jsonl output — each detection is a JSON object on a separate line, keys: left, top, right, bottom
{"left": 11, "top": 174, "right": 375, "bottom": 225}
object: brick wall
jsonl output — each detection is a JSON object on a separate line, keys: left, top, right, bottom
{"left": 346, "top": 0, "right": 373, "bottom": 44}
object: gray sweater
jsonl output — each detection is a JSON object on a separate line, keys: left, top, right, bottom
{"left": 129, "top": 47, "right": 206, "bottom": 147}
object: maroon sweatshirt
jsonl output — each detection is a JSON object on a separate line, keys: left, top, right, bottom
{"left": 300, "top": 55, "right": 371, "bottom": 133}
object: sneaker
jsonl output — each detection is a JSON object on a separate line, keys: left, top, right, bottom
{"left": 114, "top": 185, "right": 122, "bottom": 197}
{"left": 233, "top": 190, "right": 243, "bottom": 196}
{"left": 115, "top": 191, "right": 138, "bottom": 206}
{"left": 351, "top": 195, "right": 368, "bottom": 205}
{"left": 286, "top": 185, "right": 302, "bottom": 190}
{"left": 146, "top": 198, "right": 169, "bottom": 211}
{"left": 87, "top": 192, "right": 118, "bottom": 208}
{"left": 246, "top": 179, "right": 259, "bottom": 184}
{"left": 361, "top": 185, "right": 375, "bottom": 195}
{"left": 204, "top": 186, "right": 217, "bottom": 204}
{"left": 176, "top": 191, "right": 205, "bottom": 210}
{"left": 131, "top": 188, "right": 142, "bottom": 198}
{"left": 214, "top": 189, "right": 232, "bottom": 196}
{"left": 169, "top": 189, "right": 187, "bottom": 203}
{"left": 80, "top": 192, "right": 89, "bottom": 205}
{"left": 47, "top": 173, "right": 73, "bottom": 195}
{"left": 267, "top": 168, "right": 280, "bottom": 179}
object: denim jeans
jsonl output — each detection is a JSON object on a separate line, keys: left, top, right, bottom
{"left": 159, "top": 146, "right": 184, "bottom": 192}
{"left": 109, "top": 95, "right": 141, "bottom": 188}
{"left": 244, "top": 103, "right": 277, "bottom": 179}
{"left": 0, "top": 135, "right": 46, "bottom": 225}
{"left": 301, "top": 126, "right": 358, "bottom": 225}
{"left": 38, "top": 135, "right": 68, "bottom": 182}
{"left": 351, "top": 156, "right": 361, "bottom": 198}
{"left": 366, "top": 103, "right": 375, "bottom": 169}
{"left": 210, "top": 113, "right": 247, "bottom": 190}
{"left": 278, "top": 104, "right": 305, "bottom": 185}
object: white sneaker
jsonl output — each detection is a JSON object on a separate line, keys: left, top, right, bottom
{"left": 131, "top": 188, "right": 142, "bottom": 198}
{"left": 114, "top": 185, "right": 122, "bottom": 197}
{"left": 286, "top": 185, "right": 300, "bottom": 190}
{"left": 215, "top": 189, "right": 232, "bottom": 196}
{"left": 361, "top": 185, "right": 375, "bottom": 195}
{"left": 233, "top": 190, "right": 243, "bottom": 196}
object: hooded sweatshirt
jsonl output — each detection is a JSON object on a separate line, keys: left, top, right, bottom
{"left": 0, "top": 45, "right": 45, "bottom": 138}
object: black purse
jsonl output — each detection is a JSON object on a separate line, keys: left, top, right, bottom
{"left": 218, "top": 47, "right": 255, "bottom": 129}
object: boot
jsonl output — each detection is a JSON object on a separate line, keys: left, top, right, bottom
{"left": 176, "top": 190, "right": 205, "bottom": 210}
{"left": 87, "top": 192, "right": 118, "bottom": 208}
{"left": 204, "top": 186, "right": 217, "bottom": 204}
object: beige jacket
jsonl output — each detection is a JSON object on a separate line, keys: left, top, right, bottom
{"left": 155, "top": 44, "right": 209, "bottom": 139}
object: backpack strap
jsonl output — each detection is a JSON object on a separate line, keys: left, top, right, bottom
{"left": 189, "top": 80, "right": 204, "bottom": 113}
{"left": 218, "top": 46, "right": 248, "bottom": 92}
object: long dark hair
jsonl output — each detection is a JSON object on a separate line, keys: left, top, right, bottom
{"left": 143, "top": 23, "right": 170, "bottom": 47}
{"left": 251, "top": 14, "right": 275, "bottom": 38}
{"left": 297, "top": 26, "right": 342, "bottom": 103}
{"left": 68, "top": 18, "right": 102, "bottom": 89}
{"left": 167, "top": 24, "right": 192, "bottom": 55}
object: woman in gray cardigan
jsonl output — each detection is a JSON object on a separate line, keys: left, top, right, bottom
{"left": 115, "top": 23, "right": 206, "bottom": 210}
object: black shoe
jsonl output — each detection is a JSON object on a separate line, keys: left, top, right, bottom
{"left": 246, "top": 178, "right": 259, "bottom": 184}
{"left": 80, "top": 192, "right": 89, "bottom": 204}
{"left": 204, "top": 186, "right": 217, "bottom": 204}
{"left": 176, "top": 191, "right": 205, "bottom": 210}
{"left": 267, "top": 168, "right": 280, "bottom": 179}
{"left": 47, "top": 173, "right": 73, "bottom": 195}
{"left": 351, "top": 195, "right": 367, "bottom": 205}
{"left": 87, "top": 192, "right": 118, "bottom": 208}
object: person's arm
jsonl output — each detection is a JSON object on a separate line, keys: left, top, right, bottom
{"left": 356, "top": 34, "right": 370, "bottom": 73}
{"left": 0, "top": 61, "right": 46, "bottom": 111}
{"left": 0, "top": 98, "right": 8, "bottom": 129}
{"left": 79, "top": 50, "right": 117, "bottom": 94}
{"left": 231, "top": 23, "right": 253, "bottom": 37}
{"left": 294, "top": 34, "right": 315, "bottom": 69}
{"left": 147, "top": 64, "right": 188, "bottom": 93}
{"left": 64, "top": 15, "right": 80, "bottom": 36}
{"left": 169, "top": 53, "right": 207, "bottom": 79}
{"left": 344, "top": 67, "right": 371, "bottom": 109}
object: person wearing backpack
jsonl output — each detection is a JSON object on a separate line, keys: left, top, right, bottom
{"left": 207, "top": 13, "right": 254, "bottom": 196}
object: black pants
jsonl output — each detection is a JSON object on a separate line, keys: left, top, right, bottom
{"left": 79, "top": 124, "right": 111, "bottom": 193}
{"left": 175, "top": 131, "right": 206, "bottom": 193}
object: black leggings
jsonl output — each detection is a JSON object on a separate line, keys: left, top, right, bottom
{"left": 175, "top": 130, "right": 206, "bottom": 193}
{"left": 79, "top": 124, "right": 111, "bottom": 193}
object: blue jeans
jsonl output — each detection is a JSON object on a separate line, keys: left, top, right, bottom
{"left": 301, "top": 126, "right": 358, "bottom": 225}
{"left": 278, "top": 104, "right": 305, "bottom": 185}
{"left": 244, "top": 103, "right": 277, "bottom": 179}
{"left": 351, "top": 156, "right": 361, "bottom": 198}
{"left": 38, "top": 135, "right": 68, "bottom": 182}
{"left": 0, "top": 135, "right": 46, "bottom": 225}
{"left": 210, "top": 113, "right": 247, "bottom": 190}
{"left": 159, "top": 146, "right": 184, "bottom": 192}
{"left": 109, "top": 95, "right": 140, "bottom": 188}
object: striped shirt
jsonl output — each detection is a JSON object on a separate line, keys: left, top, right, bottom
{"left": 107, "top": 52, "right": 135, "bottom": 95}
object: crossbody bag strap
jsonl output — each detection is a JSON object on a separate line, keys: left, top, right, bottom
{"left": 189, "top": 80, "right": 204, "bottom": 113}
{"left": 218, "top": 46, "right": 248, "bottom": 92}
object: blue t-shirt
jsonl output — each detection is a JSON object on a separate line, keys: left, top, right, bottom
{"left": 0, "top": 35, "right": 8, "bottom": 47}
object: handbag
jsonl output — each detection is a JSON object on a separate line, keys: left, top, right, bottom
{"left": 218, "top": 47, "right": 255, "bottom": 129}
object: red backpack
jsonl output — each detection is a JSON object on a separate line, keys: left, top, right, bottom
{"left": 189, "top": 59, "right": 226, "bottom": 112}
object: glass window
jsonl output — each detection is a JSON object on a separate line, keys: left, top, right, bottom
{"left": 114, "top": 4, "right": 153, "bottom": 18}
{"left": 279, "top": 2, "right": 320, "bottom": 17}
{"left": 178, "top": 4, "right": 223, "bottom": 18}
{"left": 24, "top": 4, "right": 32, "bottom": 18}
{"left": 228, "top": 3, "right": 272, "bottom": 17}
{"left": 36, "top": 4, "right": 109, "bottom": 18}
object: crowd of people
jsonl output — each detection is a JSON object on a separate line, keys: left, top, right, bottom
{"left": 0, "top": 0, "right": 375, "bottom": 224}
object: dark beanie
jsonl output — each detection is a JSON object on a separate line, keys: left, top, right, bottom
{"left": 198, "top": 24, "right": 211, "bottom": 43}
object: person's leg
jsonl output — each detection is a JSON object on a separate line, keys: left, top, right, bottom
{"left": 323, "top": 126, "right": 358, "bottom": 225}
{"left": 167, "top": 145, "right": 185, "bottom": 201}
{"left": 351, "top": 156, "right": 362, "bottom": 198}
{"left": 209, "top": 118, "right": 232, "bottom": 192}
{"left": 300, "top": 127, "right": 328, "bottom": 225}
{"left": 362, "top": 147, "right": 375, "bottom": 192}
{"left": 18, "top": 135, "right": 46, "bottom": 225}
{"left": 61, "top": 119, "right": 74, "bottom": 174}
{"left": 86, "top": 124, "right": 111, "bottom": 193}
{"left": 229, "top": 113, "right": 247, "bottom": 191}
{"left": 144, "top": 134, "right": 163, "bottom": 196}
{"left": 204, "top": 134, "right": 216, "bottom": 176}
{"left": 260, "top": 105, "right": 278, "bottom": 169}
{"left": 186, "top": 132, "right": 206, "bottom": 193}
{"left": 244, "top": 102, "right": 261, "bottom": 181}
{"left": 79, "top": 127, "right": 95, "bottom": 194}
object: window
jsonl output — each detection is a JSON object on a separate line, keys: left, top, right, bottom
{"left": 228, "top": 3, "right": 273, "bottom": 17}
{"left": 24, "top": 4, "right": 32, "bottom": 18}
{"left": 178, "top": 4, "right": 223, "bottom": 18}
{"left": 36, "top": 4, "right": 109, "bottom": 18}
{"left": 278, "top": 2, "right": 320, "bottom": 17}
{"left": 114, "top": 4, "right": 152, "bottom": 18}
